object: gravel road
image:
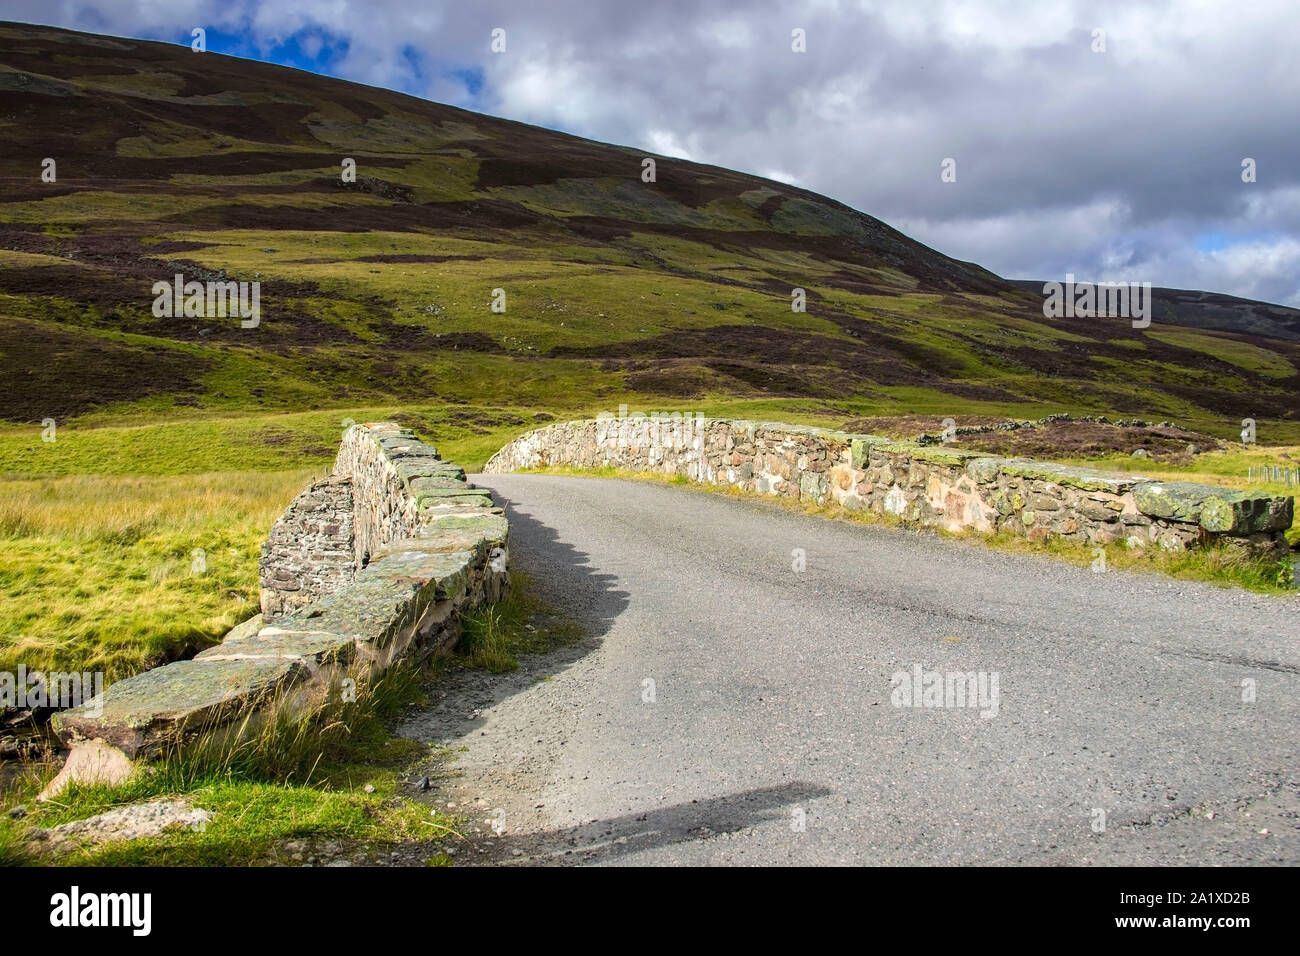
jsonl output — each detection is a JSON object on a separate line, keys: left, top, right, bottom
{"left": 399, "top": 474, "right": 1298, "bottom": 866}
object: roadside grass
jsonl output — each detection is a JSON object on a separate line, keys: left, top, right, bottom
{"left": 1, "top": 659, "right": 448, "bottom": 867}
{"left": 454, "top": 571, "right": 583, "bottom": 673}
{"left": 521, "top": 465, "right": 1297, "bottom": 595}
{"left": 0, "top": 471, "right": 309, "bottom": 680}
{"left": 0, "top": 574, "right": 579, "bottom": 866}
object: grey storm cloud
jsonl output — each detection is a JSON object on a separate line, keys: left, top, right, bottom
{"left": 8, "top": 0, "right": 1300, "bottom": 304}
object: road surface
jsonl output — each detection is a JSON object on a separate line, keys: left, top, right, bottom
{"left": 399, "top": 474, "right": 1298, "bottom": 865}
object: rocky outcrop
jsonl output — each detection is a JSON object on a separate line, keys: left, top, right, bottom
{"left": 51, "top": 423, "right": 508, "bottom": 775}
{"left": 485, "top": 417, "right": 1293, "bottom": 558}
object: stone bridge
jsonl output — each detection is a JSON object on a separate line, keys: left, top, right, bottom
{"left": 485, "top": 416, "right": 1293, "bottom": 557}
{"left": 48, "top": 423, "right": 508, "bottom": 791}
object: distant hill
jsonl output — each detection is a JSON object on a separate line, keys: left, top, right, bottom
{"left": 1008, "top": 281, "right": 1300, "bottom": 342}
{"left": 0, "top": 20, "right": 1296, "bottom": 437}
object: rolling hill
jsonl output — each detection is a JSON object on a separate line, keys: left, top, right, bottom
{"left": 1, "top": 19, "right": 1298, "bottom": 456}
{"left": 1007, "top": 281, "right": 1300, "bottom": 343}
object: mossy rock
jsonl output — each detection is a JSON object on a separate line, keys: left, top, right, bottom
{"left": 1135, "top": 482, "right": 1293, "bottom": 534}
{"left": 910, "top": 445, "right": 985, "bottom": 467}
{"left": 996, "top": 458, "right": 1142, "bottom": 493}
{"left": 848, "top": 435, "right": 894, "bottom": 468}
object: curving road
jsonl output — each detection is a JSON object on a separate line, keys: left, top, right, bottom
{"left": 400, "top": 474, "right": 1299, "bottom": 866}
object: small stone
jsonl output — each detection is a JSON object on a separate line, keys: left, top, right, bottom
{"left": 417, "top": 776, "right": 431, "bottom": 791}
{"left": 8, "top": 805, "right": 26, "bottom": 819}
{"left": 1131, "top": 448, "right": 1148, "bottom": 458}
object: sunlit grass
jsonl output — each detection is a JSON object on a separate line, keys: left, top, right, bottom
{"left": 455, "top": 571, "right": 583, "bottom": 673}
{"left": 0, "top": 470, "right": 309, "bottom": 679}
{"left": 0, "top": 660, "right": 456, "bottom": 867}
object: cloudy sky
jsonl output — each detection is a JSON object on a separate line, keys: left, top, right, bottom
{"left": 11, "top": 0, "right": 1299, "bottom": 305}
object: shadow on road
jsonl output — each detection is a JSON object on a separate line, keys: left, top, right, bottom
{"left": 459, "top": 780, "right": 835, "bottom": 865}
{"left": 493, "top": 489, "right": 631, "bottom": 644}
{"left": 398, "top": 484, "right": 631, "bottom": 744}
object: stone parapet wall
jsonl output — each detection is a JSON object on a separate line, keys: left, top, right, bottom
{"left": 259, "top": 474, "right": 356, "bottom": 619}
{"left": 53, "top": 423, "right": 508, "bottom": 766}
{"left": 485, "top": 417, "right": 1293, "bottom": 558}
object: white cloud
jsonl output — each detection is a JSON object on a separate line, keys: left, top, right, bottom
{"left": 5, "top": 0, "right": 1299, "bottom": 305}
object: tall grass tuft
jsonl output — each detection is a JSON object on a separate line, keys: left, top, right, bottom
{"left": 456, "top": 571, "right": 582, "bottom": 672}
{"left": 152, "top": 659, "right": 427, "bottom": 790}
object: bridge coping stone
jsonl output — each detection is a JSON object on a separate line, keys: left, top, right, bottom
{"left": 50, "top": 423, "right": 508, "bottom": 769}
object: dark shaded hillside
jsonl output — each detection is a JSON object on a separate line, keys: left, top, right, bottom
{"left": 1008, "top": 281, "right": 1300, "bottom": 342}
{"left": 0, "top": 20, "right": 1296, "bottom": 436}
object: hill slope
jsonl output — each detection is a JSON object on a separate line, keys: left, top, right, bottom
{"left": 1, "top": 20, "right": 1297, "bottom": 445}
{"left": 1008, "top": 281, "right": 1300, "bottom": 343}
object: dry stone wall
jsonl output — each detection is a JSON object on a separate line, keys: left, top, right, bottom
{"left": 259, "top": 474, "right": 355, "bottom": 619}
{"left": 53, "top": 423, "right": 509, "bottom": 764}
{"left": 485, "top": 417, "right": 1293, "bottom": 558}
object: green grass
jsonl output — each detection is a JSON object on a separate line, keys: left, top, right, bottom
{"left": 455, "top": 571, "right": 583, "bottom": 672}
{"left": 1, "top": 573, "right": 576, "bottom": 867}
{"left": 0, "top": 470, "right": 308, "bottom": 680}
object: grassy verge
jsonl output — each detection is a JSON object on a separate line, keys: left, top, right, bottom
{"left": 453, "top": 570, "right": 583, "bottom": 672}
{"left": 0, "top": 574, "right": 577, "bottom": 867}
{"left": 522, "top": 465, "right": 1297, "bottom": 595}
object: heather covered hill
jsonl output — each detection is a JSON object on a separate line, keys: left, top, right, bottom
{"left": 0, "top": 20, "right": 1297, "bottom": 444}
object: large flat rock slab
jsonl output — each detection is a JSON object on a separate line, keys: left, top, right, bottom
{"left": 1134, "top": 481, "right": 1294, "bottom": 534}
{"left": 52, "top": 658, "right": 305, "bottom": 757}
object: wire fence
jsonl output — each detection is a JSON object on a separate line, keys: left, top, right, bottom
{"left": 1247, "top": 466, "right": 1300, "bottom": 486}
